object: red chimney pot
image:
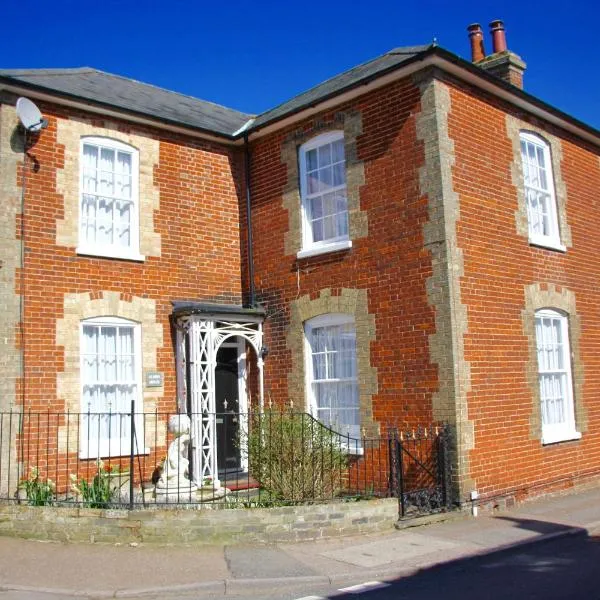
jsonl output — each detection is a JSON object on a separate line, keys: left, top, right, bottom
{"left": 467, "top": 23, "right": 486, "bottom": 62}
{"left": 489, "top": 19, "right": 507, "bottom": 53}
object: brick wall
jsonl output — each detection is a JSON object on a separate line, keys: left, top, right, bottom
{"left": 249, "top": 76, "right": 438, "bottom": 433}
{"left": 248, "top": 71, "right": 600, "bottom": 505}
{"left": 446, "top": 78, "right": 600, "bottom": 502}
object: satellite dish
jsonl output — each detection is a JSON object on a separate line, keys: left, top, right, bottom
{"left": 16, "top": 97, "right": 48, "bottom": 132}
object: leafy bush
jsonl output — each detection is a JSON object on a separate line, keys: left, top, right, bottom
{"left": 21, "top": 467, "right": 55, "bottom": 506}
{"left": 243, "top": 410, "right": 348, "bottom": 502}
{"left": 70, "top": 460, "right": 116, "bottom": 508}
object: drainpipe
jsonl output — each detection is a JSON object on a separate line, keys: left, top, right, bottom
{"left": 243, "top": 131, "right": 256, "bottom": 307}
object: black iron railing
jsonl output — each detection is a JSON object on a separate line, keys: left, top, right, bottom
{"left": 0, "top": 408, "right": 451, "bottom": 514}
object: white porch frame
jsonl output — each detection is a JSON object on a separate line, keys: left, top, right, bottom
{"left": 175, "top": 312, "right": 264, "bottom": 489}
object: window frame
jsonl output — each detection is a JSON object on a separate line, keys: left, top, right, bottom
{"left": 77, "top": 136, "right": 144, "bottom": 261}
{"left": 79, "top": 316, "right": 144, "bottom": 459}
{"left": 534, "top": 308, "right": 581, "bottom": 445}
{"left": 298, "top": 131, "right": 352, "bottom": 259}
{"left": 519, "top": 131, "right": 565, "bottom": 252}
{"left": 303, "top": 313, "right": 362, "bottom": 452}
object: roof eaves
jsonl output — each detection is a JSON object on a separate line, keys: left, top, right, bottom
{"left": 431, "top": 46, "right": 600, "bottom": 142}
{"left": 244, "top": 45, "right": 600, "bottom": 146}
{"left": 0, "top": 67, "right": 95, "bottom": 76}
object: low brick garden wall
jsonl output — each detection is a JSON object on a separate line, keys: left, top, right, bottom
{"left": 0, "top": 498, "right": 398, "bottom": 545}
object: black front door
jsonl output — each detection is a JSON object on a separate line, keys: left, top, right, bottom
{"left": 215, "top": 345, "right": 241, "bottom": 473}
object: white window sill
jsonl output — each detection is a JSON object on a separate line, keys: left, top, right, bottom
{"left": 79, "top": 448, "right": 150, "bottom": 460}
{"left": 529, "top": 237, "right": 566, "bottom": 253}
{"left": 76, "top": 246, "right": 146, "bottom": 262}
{"left": 341, "top": 444, "right": 364, "bottom": 456}
{"left": 297, "top": 240, "right": 352, "bottom": 260}
{"left": 542, "top": 430, "right": 581, "bottom": 445}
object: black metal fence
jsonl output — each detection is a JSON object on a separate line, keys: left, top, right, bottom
{"left": 0, "top": 408, "right": 451, "bottom": 516}
{"left": 390, "top": 425, "right": 452, "bottom": 518}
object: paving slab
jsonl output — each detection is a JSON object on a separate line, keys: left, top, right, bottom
{"left": 225, "top": 546, "right": 318, "bottom": 579}
{"left": 320, "top": 532, "right": 459, "bottom": 568}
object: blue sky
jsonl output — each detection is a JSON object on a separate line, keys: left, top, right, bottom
{"left": 2, "top": 1, "right": 598, "bottom": 128}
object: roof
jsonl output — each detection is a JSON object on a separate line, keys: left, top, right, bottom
{"left": 0, "top": 67, "right": 252, "bottom": 137}
{"left": 1, "top": 46, "right": 598, "bottom": 145}
{"left": 0, "top": 47, "right": 431, "bottom": 138}
{"left": 251, "top": 45, "right": 432, "bottom": 129}
{"left": 171, "top": 301, "right": 266, "bottom": 319}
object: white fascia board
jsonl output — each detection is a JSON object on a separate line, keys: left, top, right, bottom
{"left": 0, "top": 82, "right": 240, "bottom": 146}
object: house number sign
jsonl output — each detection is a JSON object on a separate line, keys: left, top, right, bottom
{"left": 146, "top": 372, "right": 163, "bottom": 387}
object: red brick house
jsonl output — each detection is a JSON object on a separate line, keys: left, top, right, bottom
{"left": 1, "top": 21, "right": 599, "bottom": 507}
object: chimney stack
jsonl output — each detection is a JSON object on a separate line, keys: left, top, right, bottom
{"left": 468, "top": 20, "right": 526, "bottom": 89}
{"left": 489, "top": 19, "right": 507, "bottom": 53}
{"left": 467, "top": 23, "right": 486, "bottom": 62}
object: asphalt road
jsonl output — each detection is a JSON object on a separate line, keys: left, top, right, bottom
{"left": 335, "top": 530, "right": 600, "bottom": 600}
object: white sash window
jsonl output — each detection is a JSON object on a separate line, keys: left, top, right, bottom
{"left": 305, "top": 314, "right": 359, "bottom": 441}
{"left": 520, "top": 132, "right": 563, "bottom": 250}
{"left": 534, "top": 309, "right": 580, "bottom": 444}
{"left": 298, "top": 132, "right": 351, "bottom": 258}
{"left": 80, "top": 317, "right": 142, "bottom": 458}
{"left": 78, "top": 137, "right": 142, "bottom": 260}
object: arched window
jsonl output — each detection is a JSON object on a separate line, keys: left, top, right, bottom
{"left": 298, "top": 131, "right": 350, "bottom": 256}
{"left": 79, "top": 137, "right": 141, "bottom": 260}
{"left": 304, "top": 314, "right": 359, "bottom": 440}
{"left": 80, "top": 316, "right": 142, "bottom": 457}
{"left": 520, "top": 132, "right": 561, "bottom": 249}
{"left": 534, "top": 308, "right": 579, "bottom": 444}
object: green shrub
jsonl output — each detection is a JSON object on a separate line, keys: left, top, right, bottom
{"left": 21, "top": 467, "right": 55, "bottom": 506}
{"left": 70, "top": 460, "right": 116, "bottom": 508}
{"left": 243, "top": 410, "right": 348, "bottom": 502}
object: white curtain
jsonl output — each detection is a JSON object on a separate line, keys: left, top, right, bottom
{"left": 536, "top": 316, "right": 567, "bottom": 427}
{"left": 81, "top": 143, "right": 133, "bottom": 250}
{"left": 522, "top": 139, "right": 551, "bottom": 238}
{"left": 82, "top": 323, "right": 136, "bottom": 454}
{"left": 81, "top": 144, "right": 98, "bottom": 244}
{"left": 116, "top": 151, "right": 132, "bottom": 247}
{"left": 305, "top": 138, "right": 348, "bottom": 244}
{"left": 311, "top": 322, "right": 359, "bottom": 438}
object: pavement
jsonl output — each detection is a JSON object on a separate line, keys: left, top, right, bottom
{"left": 0, "top": 485, "right": 599, "bottom": 598}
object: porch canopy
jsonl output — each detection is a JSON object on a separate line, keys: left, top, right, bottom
{"left": 172, "top": 302, "right": 266, "bottom": 488}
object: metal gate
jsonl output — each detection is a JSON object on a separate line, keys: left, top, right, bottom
{"left": 390, "top": 425, "right": 452, "bottom": 518}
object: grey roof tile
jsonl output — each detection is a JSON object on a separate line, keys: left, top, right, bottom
{"left": 0, "top": 67, "right": 252, "bottom": 137}
{"left": 250, "top": 45, "right": 432, "bottom": 129}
